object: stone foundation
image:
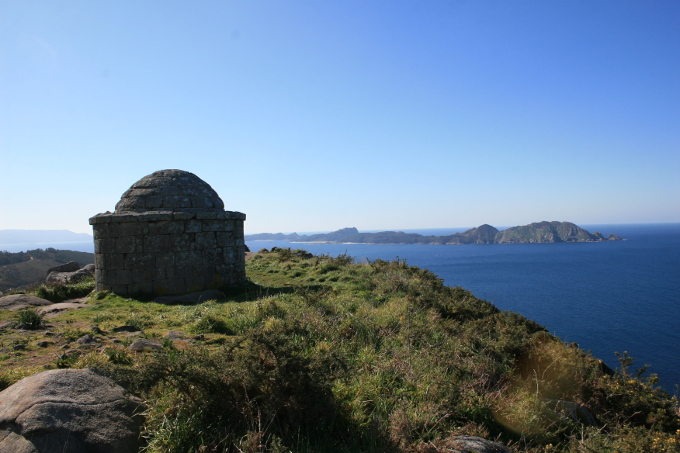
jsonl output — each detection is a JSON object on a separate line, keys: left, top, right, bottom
{"left": 90, "top": 210, "right": 246, "bottom": 296}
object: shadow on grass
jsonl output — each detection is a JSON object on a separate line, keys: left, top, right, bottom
{"left": 220, "top": 279, "right": 331, "bottom": 303}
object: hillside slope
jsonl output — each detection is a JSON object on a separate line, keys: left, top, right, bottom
{"left": 0, "top": 249, "right": 94, "bottom": 292}
{"left": 1, "top": 249, "right": 676, "bottom": 452}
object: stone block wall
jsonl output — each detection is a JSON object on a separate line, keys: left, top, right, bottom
{"left": 89, "top": 211, "right": 246, "bottom": 296}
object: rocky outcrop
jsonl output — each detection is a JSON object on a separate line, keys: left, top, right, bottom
{"left": 46, "top": 264, "right": 95, "bottom": 285}
{"left": 0, "top": 294, "right": 52, "bottom": 311}
{"left": 0, "top": 368, "right": 144, "bottom": 453}
{"left": 46, "top": 261, "right": 81, "bottom": 276}
{"left": 38, "top": 300, "right": 89, "bottom": 318}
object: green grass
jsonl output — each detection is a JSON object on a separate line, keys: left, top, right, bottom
{"left": 5, "top": 248, "right": 679, "bottom": 452}
{"left": 32, "top": 276, "right": 95, "bottom": 302}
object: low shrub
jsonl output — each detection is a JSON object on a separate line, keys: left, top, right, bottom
{"left": 99, "top": 320, "right": 353, "bottom": 452}
{"left": 13, "top": 308, "right": 45, "bottom": 330}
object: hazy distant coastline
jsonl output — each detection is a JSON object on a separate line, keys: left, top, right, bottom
{"left": 0, "top": 230, "right": 92, "bottom": 245}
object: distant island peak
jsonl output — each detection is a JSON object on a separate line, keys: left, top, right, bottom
{"left": 246, "top": 221, "right": 623, "bottom": 245}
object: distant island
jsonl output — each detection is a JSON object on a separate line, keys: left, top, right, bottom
{"left": 246, "top": 221, "right": 623, "bottom": 245}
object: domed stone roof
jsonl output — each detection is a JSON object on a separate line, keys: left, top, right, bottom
{"left": 114, "top": 169, "right": 225, "bottom": 213}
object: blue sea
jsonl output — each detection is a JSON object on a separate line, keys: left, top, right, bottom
{"left": 3, "top": 224, "right": 678, "bottom": 392}
{"left": 247, "top": 224, "right": 680, "bottom": 393}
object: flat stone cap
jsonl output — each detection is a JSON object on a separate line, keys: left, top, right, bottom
{"left": 114, "top": 169, "right": 225, "bottom": 213}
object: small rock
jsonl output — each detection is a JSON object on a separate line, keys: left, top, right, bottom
{"left": 128, "top": 338, "right": 163, "bottom": 352}
{"left": 164, "top": 330, "right": 188, "bottom": 340}
{"left": 77, "top": 334, "right": 98, "bottom": 345}
{"left": 90, "top": 326, "right": 105, "bottom": 335}
{"left": 12, "top": 344, "right": 26, "bottom": 351}
{"left": 36, "top": 341, "right": 51, "bottom": 348}
{"left": 439, "top": 436, "right": 512, "bottom": 453}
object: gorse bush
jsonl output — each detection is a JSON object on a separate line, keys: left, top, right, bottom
{"left": 99, "top": 319, "right": 351, "bottom": 452}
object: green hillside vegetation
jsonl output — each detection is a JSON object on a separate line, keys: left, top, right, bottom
{"left": 0, "top": 249, "right": 677, "bottom": 452}
{"left": 0, "top": 248, "right": 95, "bottom": 293}
{"left": 246, "top": 222, "right": 623, "bottom": 245}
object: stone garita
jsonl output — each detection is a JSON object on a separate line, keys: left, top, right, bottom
{"left": 89, "top": 169, "right": 246, "bottom": 297}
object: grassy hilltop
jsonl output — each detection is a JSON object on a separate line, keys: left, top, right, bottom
{"left": 0, "top": 249, "right": 678, "bottom": 452}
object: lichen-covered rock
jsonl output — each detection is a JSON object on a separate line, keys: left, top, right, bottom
{"left": 0, "top": 368, "right": 144, "bottom": 453}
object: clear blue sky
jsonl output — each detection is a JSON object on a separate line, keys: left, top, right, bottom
{"left": 1, "top": 1, "right": 678, "bottom": 234}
